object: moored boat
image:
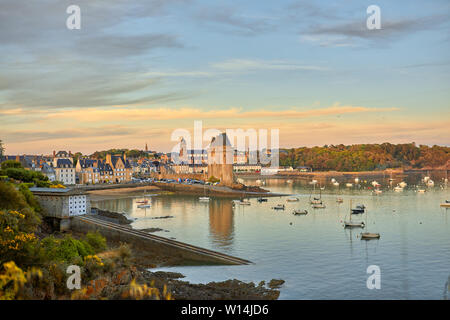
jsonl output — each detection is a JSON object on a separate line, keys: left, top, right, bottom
{"left": 292, "top": 209, "right": 308, "bottom": 215}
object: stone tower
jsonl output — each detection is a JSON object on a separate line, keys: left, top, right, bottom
{"left": 207, "top": 133, "right": 234, "bottom": 186}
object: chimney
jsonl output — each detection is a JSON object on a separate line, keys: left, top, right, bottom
{"left": 106, "top": 153, "right": 112, "bottom": 165}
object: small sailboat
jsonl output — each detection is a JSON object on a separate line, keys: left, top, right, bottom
{"left": 440, "top": 200, "right": 450, "bottom": 208}
{"left": 427, "top": 179, "right": 434, "bottom": 187}
{"left": 333, "top": 181, "right": 340, "bottom": 187}
{"left": 272, "top": 204, "right": 285, "bottom": 210}
{"left": 351, "top": 204, "right": 366, "bottom": 214}
{"left": 399, "top": 181, "right": 407, "bottom": 188}
{"left": 344, "top": 200, "right": 365, "bottom": 228}
{"left": 312, "top": 203, "right": 326, "bottom": 209}
{"left": 199, "top": 184, "right": 210, "bottom": 201}
{"left": 137, "top": 190, "right": 151, "bottom": 208}
{"left": 233, "top": 199, "right": 251, "bottom": 205}
{"left": 286, "top": 196, "right": 299, "bottom": 202}
{"left": 360, "top": 206, "right": 380, "bottom": 240}
{"left": 292, "top": 209, "right": 308, "bottom": 215}
{"left": 309, "top": 184, "right": 323, "bottom": 204}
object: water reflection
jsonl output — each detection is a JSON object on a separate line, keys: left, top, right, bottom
{"left": 209, "top": 200, "right": 234, "bottom": 249}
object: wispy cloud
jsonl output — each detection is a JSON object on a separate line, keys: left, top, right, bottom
{"left": 211, "top": 59, "right": 328, "bottom": 71}
{"left": 194, "top": 6, "right": 277, "bottom": 36}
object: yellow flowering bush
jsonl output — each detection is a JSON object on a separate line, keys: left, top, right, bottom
{"left": 0, "top": 210, "right": 38, "bottom": 265}
{"left": 127, "top": 279, "right": 173, "bottom": 300}
{"left": 0, "top": 261, "right": 42, "bottom": 300}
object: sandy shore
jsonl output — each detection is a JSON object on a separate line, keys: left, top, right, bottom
{"left": 87, "top": 185, "right": 163, "bottom": 201}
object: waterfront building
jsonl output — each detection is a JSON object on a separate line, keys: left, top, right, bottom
{"left": 52, "top": 151, "right": 76, "bottom": 185}
{"left": 76, "top": 154, "right": 132, "bottom": 184}
{"left": 29, "top": 187, "right": 90, "bottom": 231}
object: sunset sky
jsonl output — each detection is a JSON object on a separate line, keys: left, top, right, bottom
{"left": 1, "top": 0, "right": 449, "bottom": 155}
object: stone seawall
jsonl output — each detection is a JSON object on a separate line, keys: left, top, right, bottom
{"left": 71, "top": 215, "right": 251, "bottom": 266}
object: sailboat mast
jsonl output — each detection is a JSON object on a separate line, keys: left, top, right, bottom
{"left": 349, "top": 199, "right": 352, "bottom": 221}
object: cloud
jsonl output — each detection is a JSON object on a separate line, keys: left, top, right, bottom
{"left": 303, "top": 14, "right": 449, "bottom": 47}
{"left": 7, "top": 104, "right": 397, "bottom": 123}
{"left": 2, "top": 126, "right": 136, "bottom": 143}
{"left": 0, "top": 0, "right": 190, "bottom": 110}
{"left": 194, "top": 6, "right": 277, "bottom": 36}
{"left": 211, "top": 59, "right": 328, "bottom": 71}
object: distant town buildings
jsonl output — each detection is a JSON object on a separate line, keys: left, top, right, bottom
{"left": 76, "top": 154, "right": 132, "bottom": 184}
{"left": 52, "top": 151, "right": 76, "bottom": 185}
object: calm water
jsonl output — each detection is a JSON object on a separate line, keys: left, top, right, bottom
{"left": 92, "top": 174, "right": 450, "bottom": 299}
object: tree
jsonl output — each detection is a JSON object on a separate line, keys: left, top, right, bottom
{"left": 0, "top": 140, "right": 4, "bottom": 158}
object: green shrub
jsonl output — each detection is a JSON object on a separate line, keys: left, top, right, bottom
{"left": 1, "top": 160, "right": 22, "bottom": 170}
{"left": 84, "top": 231, "right": 107, "bottom": 253}
{"left": 39, "top": 235, "right": 94, "bottom": 263}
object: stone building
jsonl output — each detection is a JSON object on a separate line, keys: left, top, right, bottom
{"left": 29, "top": 187, "right": 90, "bottom": 231}
{"left": 52, "top": 151, "right": 76, "bottom": 185}
{"left": 76, "top": 154, "right": 132, "bottom": 184}
{"left": 207, "top": 133, "right": 235, "bottom": 186}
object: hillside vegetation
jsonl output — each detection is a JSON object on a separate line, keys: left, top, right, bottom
{"left": 280, "top": 143, "right": 450, "bottom": 172}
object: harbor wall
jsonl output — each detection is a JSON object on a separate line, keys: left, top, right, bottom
{"left": 71, "top": 216, "right": 249, "bottom": 266}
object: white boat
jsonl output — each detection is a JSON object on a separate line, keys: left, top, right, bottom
{"left": 233, "top": 199, "right": 251, "bottom": 205}
{"left": 373, "top": 189, "right": 382, "bottom": 195}
{"left": 354, "top": 178, "right": 359, "bottom": 184}
{"left": 345, "top": 221, "right": 365, "bottom": 228}
{"left": 371, "top": 181, "right": 380, "bottom": 187}
{"left": 394, "top": 186, "right": 403, "bottom": 192}
{"left": 331, "top": 178, "right": 336, "bottom": 183}
{"left": 333, "top": 181, "right": 340, "bottom": 187}
{"left": 346, "top": 183, "right": 353, "bottom": 188}
{"left": 360, "top": 232, "right": 380, "bottom": 240}
{"left": 427, "top": 180, "right": 434, "bottom": 187}
{"left": 399, "top": 181, "right": 407, "bottom": 188}
{"left": 312, "top": 203, "right": 326, "bottom": 209}
{"left": 199, "top": 196, "right": 210, "bottom": 201}
{"left": 292, "top": 209, "right": 308, "bottom": 215}
{"left": 417, "top": 189, "right": 426, "bottom": 193}
{"left": 310, "top": 198, "right": 322, "bottom": 204}
{"left": 286, "top": 197, "right": 299, "bottom": 202}
{"left": 423, "top": 176, "right": 430, "bottom": 183}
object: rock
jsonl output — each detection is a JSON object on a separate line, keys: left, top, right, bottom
{"left": 268, "top": 279, "right": 285, "bottom": 289}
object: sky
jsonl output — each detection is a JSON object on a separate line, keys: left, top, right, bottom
{"left": 0, "top": 0, "right": 449, "bottom": 155}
